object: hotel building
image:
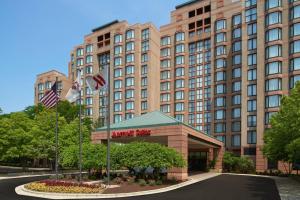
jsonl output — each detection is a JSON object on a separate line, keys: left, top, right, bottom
{"left": 37, "top": 0, "right": 300, "bottom": 171}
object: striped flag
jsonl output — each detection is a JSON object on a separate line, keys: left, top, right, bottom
{"left": 40, "top": 82, "right": 59, "bottom": 108}
{"left": 86, "top": 71, "right": 107, "bottom": 94}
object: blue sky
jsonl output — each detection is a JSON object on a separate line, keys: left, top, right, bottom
{"left": 0, "top": 0, "right": 184, "bottom": 113}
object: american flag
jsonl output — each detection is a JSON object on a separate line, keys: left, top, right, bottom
{"left": 40, "top": 82, "right": 59, "bottom": 108}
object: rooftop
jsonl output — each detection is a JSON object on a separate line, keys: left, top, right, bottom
{"left": 175, "top": 0, "right": 201, "bottom": 9}
{"left": 91, "top": 20, "right": 119, "bottom": 33}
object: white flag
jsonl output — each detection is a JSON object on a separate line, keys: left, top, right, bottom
{"left": 66, "top": 71, "right": 81, "bottom": 103}
{"left": 85, "top": 67, "right": 108, "bottom": 94}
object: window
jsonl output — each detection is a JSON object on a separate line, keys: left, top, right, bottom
{"left": 215, "top": 19, "right": 226, "bottom": 30}
{"left": 85, "top": 87, "right": 92, "bottom": 95}
{"left": 141, "top": 77, "right": 147, "bottom": 87}
{"left": 216, "top": 45, "right": 226, "bottom": 56}
{"left": 141, "top": 65, "right": 148, "bottom": 75}
{"left": 160, "top": 104, "right": 170, "bottom": 113}
{"left": 266, "top": 61, "right": 282, "bottom": 75}
{"left": 125, "top": 101, "right": 134, "bottom": 111}
{"left": 125, "top": 65, "right": 134, "bottom": 75}
{"left": 248, "top": 100, "right": 257, "bottom": 112}
{"left": 215, "top": 97, "right": 226, "bottom": 107}
{"left": 290, "top": 58, "right": 300, "bottom": 71}
{"left": 216, "top": 71, "right": 226, "bottom": 81}
{"left": 141, "top": 54, "right": 148, "bottom": 63}
{"left": 232, "top": 68, "right": 241, "bottom": 78}
{"left": 247, "top": 131, "right": 257, "bottom": 144}
{"left": 248, "top": 54, "right": 257, "bottom": 66}
{"left": 232, "top": 135, "right": 241, "bottom": 147}
{"left": 290, "top": 5, "right": 300, "bottom": 19}
{"left": 247, "top": 115, "right": 257, "bottom": 127}
{"left": 232, "top": 121, "right": 241, "bottom": 132}
{"left": 246, "top": 0, "right": 257, "bottom": 7}
{"left": 125, "top": 89, "right": 134, "bottom": 99}
{"left": 114, "top": 103, "right": 122, "bottom": 112}
{"left": 265, "top": 112, "right": 277, "bottom": 124}
{"left": 114, "top": 115, "right": 122, "bottom": 123}
{"left": 247, "top": 23, "right": 257, "bottom": 35}
{"left": 175, "top": 56, "right": 185, "bottom": 65}
{"left": 233, "top": 54, "right": 241, "bottom": 65}
{"left": 76, "top": 48, "right": 83, "bottom": 56}
{"left": 175, "top": 91, "right": 184, "bottom": 100}
{"left": 215, "top": 84, "right": 226, "bottom": 94}
{"left": 125, "top": 42, "right": 134, "bottom": 52}
{"left": 266, "top": 45, "right": 282, "bottom": 59}
{"left": 114, "top": 80, "right": 122, "bottom": 89}
{"left": 175, "top": 103, "right": 184, "bottom": 112}
{"left": 215, "top": 110, "right": 226, "bottom": 120}
{"left": 114, "top": 57, "right": 122, "bottom": 67}
{"left": 45, "top": 81, "right": 51, "bottom": 89}
{"left": 125, "top": 30, "right": 135, "bottom": 39}
{"left": 290, "top": 23, "right": 300, "bottom": 37}
{"left": 161, "top": 48, "right": 170, "bottom": 57}
{"left": 161, "top": 36, "right": 171, "bottom": 46}
{"left": 216, "top": 136, "right": 226, "bottom": 143}
{"left": 175, "top": 114, "right": 184, "bottom": 122}
{"left": 86, "top": 44, "right": 93, "bottom": 53}
{"left": 290, "top": 40, "right": 300, "bottom": 54}
{"left": 175, "top": 79, "right": 185, "bottom": 88}
{"left": 266, "top": 95, "right": 281, "bottom": 108}
{"left": 248, "top": 38, "right": 257, "bottom": 50}
{"left": 266, "top": 78, "right": 282, "bottom": 91}
{"left": 126, "top": 113, "right": 134, "bottom": 120}
{"left": 175, "top": 44, "right": 185, "bottom": 53}
{"left": 141, "top": 101, "right": 148, "bottom": 110}
{"left": 215, "top": 123, "right": 226, "bottom": 133}
{"left": 245, "top": 8, "right": 257, "bottom": 22}
{"left": 265, "top": 0, "right": 281, "bottom": 10}
{"left": 141, "top": 89, "right": 147, "bottom": 98}
{"left": 160, "top": 93, "right": 170, "bottom": 102}
{"left": 232, "top": 28, "right": 241, "bottom": 39}
{"left": 248, "top": 84, "right": 257, "bottom": 96}
{"left": 160, "top": 70, "right": 170, "bottom": 80}
{"left": 76, "top": 58, "right": 83, "bottom": 66}
{"left": 141, "top": 28, "right": 149, "bottom": 40}
{"left": 85, "top": 66, "right": 93, "bottom": 74}
{"left": 216, "top": 59, "right": 226, "bottom": 68}
{"left": 232, "top": 14, "right": 242, "bottom": 26}
{"left": 232, "top": 81, "right": 241, "bottom": 92}
{"left": 232, "top": 95, "right": 241, "bottom": 105}
{"left": 233, "top": 41, "right": 241, "bottom": 52}
{"left": 126, "top": 54, "right": 134, "bottom": 63}
{"left": 248, "top": 69, "right": 257, "bottom": 81}
{"left": 85, "top": 108, "right": 93, "bottom": 116}
{"left": 176, "top": 67, "right": 184, "bottom": 77}
{"left": 160, "top": 82, "right": 170, "bottom": 91}
{"left": 114, "top": 68, "right": 122, "bottom": 77}
{"left": 266, "top": 12, "right": 282, "bottom": 26}
{"left": 114, "top": 34, "right": 122, "bottom": 44}
{"left": 290, "top": 75, "right": 300, "bottom": 88}
{"left": 266, "top": 28, "right": 282, "bottom": 42}
{"left": 141, "top": 41, "right": 149, "bottom": 52}
{"left": 232, "top": 108, "right": 241, "bottom": 118}
{"left": 114, "top": 91, "right": 122, "bottom": 100}
{"left": 175, "top": 32, "right": 185, "bottom": 42}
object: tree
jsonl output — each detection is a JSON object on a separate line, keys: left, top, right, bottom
{"left": 23, "top": 104, "right": 44, "bottom": 119}
{"left": 0, "top": 107, "right": 3, "bottom": 114}
{"left": 263, "top": 82, "right": 300, "bottom": 173}
{"left": 57, "top": 100, "right": 80, "bottom": 123}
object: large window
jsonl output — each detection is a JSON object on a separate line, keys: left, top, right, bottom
{"left": 141, "top": 28, "right": 150, "bottom": 40}
{"left": 266, "top": 95, "right": 281, "bottom": 108}
{"left": 86, "top": 44, "right": 93, "bottom": 53}
{"left": 266, "top": 12, "right": 281, "bottom": 26}
{"left": 114, "top": 34, "right": 122, "bottom": 44}
{"left": 175, "top": 103, "right": 184, "bottom": 112}
{"left": 232, "top": 95, "right": 241, "bottom": 105}
{"left": 176, "top": 67, "right": 185, "bottom": 77}
{"left": 215, "top": 19, "right": 226, "bottom": 31}
{"left": 232, "top": 28, "right": 241, "bottom": 39}
{"left": 247, "top": 23, "right": 257, "bottom": 36}
{"left": 265, "top": 0, "right": 281, "bottom": 10}
{"left": 114, "top": 68, "right": 122, "bottom": 77}
{"left": 248, "top": 38, "right": 257, "bottom": 50}
{"left": 245, "top": 0, "right": 257, "bottom": 8}
{"left": 160, "top": 93, "right": 170, "bottom": 102}
{"left": 160, "top": 70, "right": 170, "bottom": 80}
{"left": 76, "top": 48, "right": 83, "bottom": 56}
{"left": 175, "top": 91, "right": 184, "bottom": 100}
{"left": 176, "top": 44, "right": 185, "bottom": 53}
{"left": 114, "top": 46, "right": 122, "bottom": 55}
{"left": 248, "top": 69, "right": 257, "bottom": 81}
{"left": 247, "top": 131, "right": 257, "bottom": 144}
{"left": 290, "top": 58, "right": 300, "bottom": 71}
{"left": 215, "top": 84, "right": 226, "bottom": 94}
{"left": 266, "top": 28, "right": 282, "bottom": 42}
{"left": 215, "top": 110, "right": 226, "bottom": 120}
{"left": 232, "top": 121, "right": 241, "bottom": 132}
{"left": 248, "top": 100, "right": 257, "bottom": 112}
{"left": 216, "top": 45, "right": 226, "bottom": 56}
{"left": 232, "top": 14, "right": 242, "bottom": 26}
{"left": 215, "top": 97, "right": 226, "bottom": 107}
{"left": 125, "top": 30, "right": 135, "bottom": 40}
{"left": 175, "top": 79, "right": 185, "bottom": 88}
{"left": 125, "top": 42, "right": 134, "bottom": 52}
{"left": 114, "top": 103, "right": 122, "bottom": 112}
{"left": 216, "top": 32, "right": 226, "bottom": 43}
{"left": 175, "top": 32, "right": 185, "bottom": 42}
{"left": 290, "top": 23, "right": 300, "bottom": 37}
{"left": 114, "top": 115, "right": 122, "bottom": 123}
{"left": 161, "top": 36, "right": 171, "bottom": 46}
{"left": 175, "top": 56, "right": 185, "bottom": 65}
{"left": 125, "top": 101, "right": 134, "bottom": 111}
{"left": 248, "top": 84, "right": 257, "bottom": 96}
{"left": 232, "top": 68, "right": 241, "bottom": 78}
{"left": 160, "top": 104, "right": 170, "bottom": 113}
{"left": 126, "top": 54, "right": 134, "bottom": 63}
{"left": 125, "top": 65, "right": 134, "bottom": 75}
{"left": 233, "top": 41, "right": 241, "bottom": 52}
{"left": 216, "top": 71, "right": 226, "bottom": 81}
{"left": 290, "top": 5, "right": 300, "bottom": 20}
{"left": 216, "top": 59, "right": 226, "bottom": 68}
{"left": 247, "top": 115, "right": 257, "bottom": 127}
{"left": 114, "top": 80, "right": 122, "bottom": 89}
{"left": 232, "top": 108, "right": 241, "bottom": 118}
{"left": 266, "top": 61, "right": 282, "bottom": 75}
{"left": 266, "top": 78, "right": 282, "bottom": 91}
{"left": 265, "top": 112, "right": 277, "bottom": 124}
{"left": 245, "top": 8, "right": 257, "bottom": 22}
{"left": 125, "top": 77, "right": 134, "bottom": 87}
{"left": 248, "top": 54, "right": 257, "bottom": 66}
{"left": 290, "top": 75, "right": 300, "bottom": 88}
{"left": 232, "top": 135, "right": 241, "bottom": 147}
{"left": 215, "top": 123, "right": 226, "bottom": 133}
{"left": 233, "top": 54, "right": 241, "bottom": 65}
{"left": 266, "top": 45, "right": 282, "bottom": 59}
{"left": 232, "top": 81, "right": 241, "bottom": 92}
{"left": 125, "top": 89, "right": 134, "bottom": 99}
{"left": 114, "top": 91, "right": 122, "bottom": 100}
{"left": 160, "top": 82, "right": 170, "bottom": 91}
{"left": 290, "top": 40, "right": 300, "bottom": 54}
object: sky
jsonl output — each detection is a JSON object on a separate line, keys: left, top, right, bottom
{"left": 0, "top": 0, "right": 185, "bottom": 114}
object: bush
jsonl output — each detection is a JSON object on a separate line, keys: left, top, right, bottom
{"left": 138, "top": 179, "right": 147, "bottom": 186}
{"left": 148, "top": 180, "right": 156, "bottom": 186}
{"left": 155, "top": 180, "right": 162, "bottom": 185}
{"left": 223, "top": 152, "right": 255, "bottom": 174}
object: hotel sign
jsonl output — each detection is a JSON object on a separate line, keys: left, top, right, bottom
{"left": 112, "top": 129, "right": 151, "bottom": 138}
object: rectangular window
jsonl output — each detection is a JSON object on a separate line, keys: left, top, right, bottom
{"left": 248, "top": 84, "right": 257, "bottom": 96}
{"left": 248, "top": 100, "right": 257, "bottom": 112}
{"left": 290, "top": 58, "right": 300, "bottom": 71}
{"left": 161, "top": 36, "right": 171, "bottom": 46}
{"left": 247, "top": 23, "right": 257, "bottom": 35}
{"left": 245, "top": 8, "right": 257, "bottom": 22}
{"left": 266, "top": 78, "right": 282, "bottom": 91}
{"left": 247, "top": 131, "right": 257, "bottom": 144}
{"left": 266, "top": 12, "right": 281, "bottom": 26}
{"left": 266, "top": 28, "right": 282, "bottom": 42}
{"left": 266, "top": 61, "right": 282, "bottom": 75}
{"left": 248, "top": 69, "right": 257, "bottom": 81}
{"left": 247, "top": 115, "right": 257, "bottom": 127}
{"left": 266, "top": 45, "right": 282, "bottom": 59}
{"left": 232, "top": 135, "right": 241, "bottom": 147}
{"left": 232, "top": 121, "right": 241, "bottom": 132}
{"left": 265, "top": 95, "right": 281, "bottom": 108}
{"left": 248, "top": 38, "right": 257, "bottom": 50}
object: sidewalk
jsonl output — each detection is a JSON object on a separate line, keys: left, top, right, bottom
{"left": 272, "top": 176, "right": 300, "bottom": 200}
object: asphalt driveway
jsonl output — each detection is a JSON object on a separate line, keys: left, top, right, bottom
{"left": 0, "top": 174, "right": 280, "bottom": 200}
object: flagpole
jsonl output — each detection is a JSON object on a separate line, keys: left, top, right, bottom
{"left": 79, "top": 73, "right": 83, "bottom": 183}
{"left": 106, "top": 65, "right": 111, "bottom": 186}
{"left": 55, "top": 77, "right": 59, "bottom": 181}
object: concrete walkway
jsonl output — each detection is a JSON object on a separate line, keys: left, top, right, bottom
{"left": 273, "top": 176, "right": 300, "bottom": 200}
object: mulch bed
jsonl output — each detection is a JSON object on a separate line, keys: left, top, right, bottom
{"left": 103, "top": 182, "right": 174, "bottom": 194}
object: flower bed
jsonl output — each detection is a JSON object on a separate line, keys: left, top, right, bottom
{"left": 24, "top": 180, "right": 104, "bottom": 193}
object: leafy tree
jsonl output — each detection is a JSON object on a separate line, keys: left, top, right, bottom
{"left": 263, "top": 82, "right": 300, "bottom": 173}
{"left": 57, "top": 100, "right": 80, "bottom": 123}
{"left": 23, "top": 104, "right": 44, "bottom": 119}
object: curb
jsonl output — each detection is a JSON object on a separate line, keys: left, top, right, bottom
{"left": 15, "top": 173, "right": 220, "bottom": 199}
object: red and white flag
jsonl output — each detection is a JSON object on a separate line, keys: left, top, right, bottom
{"left": 66, "top": 71, "right": 81, "bottom": 103}
{"left": 86, "top": 70, "right": 107, "bottom": 94}
{"left": 40, "top": 82, "right": 59, "bottom": 108}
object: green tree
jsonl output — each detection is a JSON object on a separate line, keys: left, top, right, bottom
{"left": 23, "top": 104, "right": 44, "bottom": 119}
{"left": 263, "top": 82, "right": 300, "bottom": 173}
{"left": 57, "top": 100, "right": 80, "bottom": 123}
